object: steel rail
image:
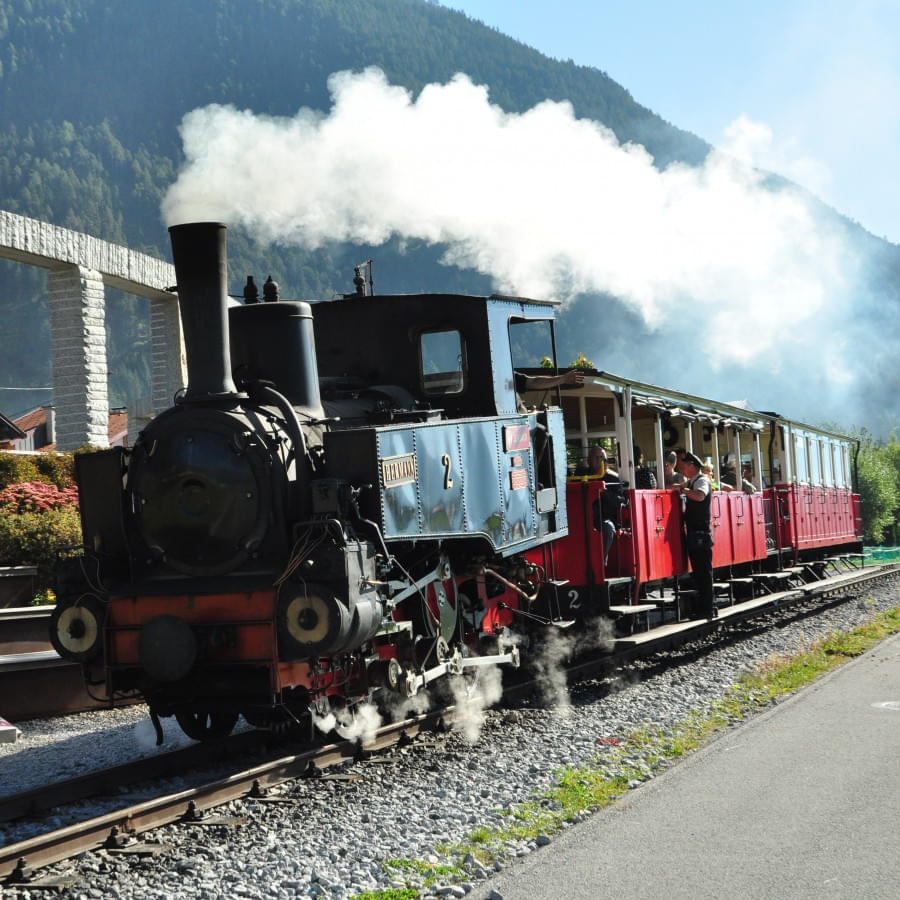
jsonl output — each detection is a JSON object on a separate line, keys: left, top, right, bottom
{"left": 0, "top": 727, "right": 275, "bottom": 824}
{"left": 0, "top": 710, "right": 449, "bottom": 882}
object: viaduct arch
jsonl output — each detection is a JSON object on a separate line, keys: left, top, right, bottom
{"left": 0, "top": 210, "right": 186, "bottom": 450}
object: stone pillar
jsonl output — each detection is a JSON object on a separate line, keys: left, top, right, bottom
{"left": 48, "top": 265, "right": 109, "bottom": 450}
{"left": 150, "top": 294, "right": 187, "bottom": 414}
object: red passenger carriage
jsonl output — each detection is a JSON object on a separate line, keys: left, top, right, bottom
{"left": 522, "top": 372, "right": 862, "bottom": 625}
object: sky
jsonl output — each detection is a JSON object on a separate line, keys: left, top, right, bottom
{"left": 446, "top": 0, "right": 900, "bottom": 245}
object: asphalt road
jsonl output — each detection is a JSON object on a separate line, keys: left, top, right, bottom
{"left": 481, "top": 631, "right": 900, "bottom": 900}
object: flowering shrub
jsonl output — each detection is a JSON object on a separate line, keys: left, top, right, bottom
{"left": 33, "top": 453, "right": 75, "bottom": 489}
{"left": 0, "top": 481, "right": 80, "bottom": 513}
{"left": 0, "top": 453, "right": 82, "bottom": 592}
{"left": 0, "top": 452, "right": 42, "bottom": 488}
{"left": 0, "top": 451, "right": 75, "bottom": 489}
{"left": 0, "top": 506, "right": 82, "bottom": 589}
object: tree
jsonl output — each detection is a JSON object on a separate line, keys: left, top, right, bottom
{"left": 855, "top": 430, "right": 900, "bottom": 544}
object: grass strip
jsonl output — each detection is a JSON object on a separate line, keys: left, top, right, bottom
{"left": 355, "top": 604, "right": 900, "bottom": 898}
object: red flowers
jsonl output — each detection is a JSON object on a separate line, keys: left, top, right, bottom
{"left": 0, "top": 481, "right": 80, "bottom": 514}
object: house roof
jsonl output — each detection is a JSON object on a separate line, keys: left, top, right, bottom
{"left": 0, "top": 410, "right": 26, "bottom": 441}
{"left": 13, "top": 407, "right": 46, "bottom": 433}
{"left": 7, "top": 406, "right": 129, "bottom": 450}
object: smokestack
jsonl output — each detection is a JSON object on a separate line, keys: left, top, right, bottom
{"left": 168, "top": 222, "right": 238, "bottom": 401}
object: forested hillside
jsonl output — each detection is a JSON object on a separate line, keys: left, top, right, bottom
{"left": 0, "top": 0, "right": 710, "bottom": 414}
{"left": 0, "top": 0, "right": 896, "bottom": 437}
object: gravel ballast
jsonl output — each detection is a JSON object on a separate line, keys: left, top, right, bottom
{"left": 2, "top": 573, "right": 898, "bottom": 899}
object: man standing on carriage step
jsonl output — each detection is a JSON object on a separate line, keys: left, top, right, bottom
{"left": 679, "top": 451, "right": 717, "bottom": 619}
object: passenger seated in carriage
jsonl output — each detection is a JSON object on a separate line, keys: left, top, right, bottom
{"left": 587, "top": 446, "right": 625, "bottom": 567}
{"left": 633, "top": 445, "right": 657, "bottom": 489}
{"left": 665, "top": 450, "right": 687, "bottom": 487}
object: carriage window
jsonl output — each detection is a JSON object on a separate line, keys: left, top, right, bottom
{"left": 793, "top": 432, "right": 808, "bottom": 482}
{"left": 808, "top": 438, "right": 821, "bottom": 484}
{"left": 822, "top": 441, "right": 834, "bottom": 486}
{"left": 834, "top": 444, "right": 850, "bottom": 487}
{"left": 419, "top": 329, "right": 466, "bottom": 395}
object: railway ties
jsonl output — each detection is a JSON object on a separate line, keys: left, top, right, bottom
{"left": 0, "top": 710, "right": 453, "bottom": 883}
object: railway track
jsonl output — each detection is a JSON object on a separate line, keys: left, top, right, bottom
{"left": 1, "top": 562, "right": 895, "bottom": 887}
{"left": 0, "top": 709, "right": 453, "bottom": 885}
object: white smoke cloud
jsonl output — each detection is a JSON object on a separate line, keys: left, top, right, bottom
{"left": 335, "top": 701, "right": 382, "bottom": 744}
{"left": 531, "top": 628, "right": 575, "bottom": 711}
{"left": 162, "top": 67, "right": 862, "bottom": 370}
{"left": 312, "top": 700, "right": 383, "bottom": 745}
{"left": 447, "top": 664, "right": 504, "bottom": 744}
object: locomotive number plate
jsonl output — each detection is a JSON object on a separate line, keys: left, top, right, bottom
{"left": 381, "top": 452, "right": 418, "bottom": 488}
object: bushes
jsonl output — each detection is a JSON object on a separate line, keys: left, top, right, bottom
{"left": 32, "top": 452, "right": 75, "bottom": 488}
{"left": 0, "top": 455, "right": 81, "bottom": 590}
{"left": 0, "top": 506, "right": 83, "bottom": 589}
{"left": 0, "top": 452, "right": 42, "bottom": 488}
{"left": 0, "top": 450, "right": 75, "bottom": 489}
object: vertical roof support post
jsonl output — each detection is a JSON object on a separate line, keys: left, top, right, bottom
{"left": 654, "top": 412, "right": 665, "bottom": 487}
{"left": 623, "top": 385, "right": 634, "bottom": 486}
{"left": 712, "top": 425, "right": 721, "bottom": 487}
{"left": 753, "top": 433, "right": 764, "bottom": 491}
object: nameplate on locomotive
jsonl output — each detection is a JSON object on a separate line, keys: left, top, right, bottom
{"left": 381, "top": 452, "right": 418, "bottom": 488}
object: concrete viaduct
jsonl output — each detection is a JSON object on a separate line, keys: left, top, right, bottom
{"left": 0, "top": 210, "right": 186, "bottom": 450}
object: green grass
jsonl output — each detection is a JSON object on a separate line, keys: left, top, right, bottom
{"left": 352, "top": 891, "right": 419, "bottom": 900}
{"left": 370, "top": 605, "right": 900, "bottom": 892}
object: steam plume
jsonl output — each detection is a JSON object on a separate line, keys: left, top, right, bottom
{"left": 447, "top": 664, "right": 504, "bottom": 744}
{"left": 163, "top": 68, "right": 897, "bottom": 429}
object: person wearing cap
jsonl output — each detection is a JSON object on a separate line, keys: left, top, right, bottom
{"left": 678, "top": 451, "right": 716, "bottom": 619}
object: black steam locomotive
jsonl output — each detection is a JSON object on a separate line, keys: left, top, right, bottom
{"left": 51, "top": 222, "right": 570, "bottom": 741}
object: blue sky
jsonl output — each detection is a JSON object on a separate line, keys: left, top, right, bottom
{"left": 447, "top": 0, "right": 900, "bottom": 244}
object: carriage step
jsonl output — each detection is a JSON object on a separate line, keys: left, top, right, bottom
{"left": 548, "top": 579, "right": 570, "bottom": 587}
{"left": 729, "top": 577, "right": 756, "bottom": 584}
{"left": 605, "top": 577, "right": 635, "bottom": 587}
{"left": 608, "top": 604, "right": 658, "bottom": 615}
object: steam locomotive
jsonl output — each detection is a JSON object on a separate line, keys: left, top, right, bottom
{"left": 50, "top": 222, "right": 571, "bottom": 741}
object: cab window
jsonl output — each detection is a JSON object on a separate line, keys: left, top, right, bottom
{"left": 420, "top": 329, "right": 466, "bottom": 395}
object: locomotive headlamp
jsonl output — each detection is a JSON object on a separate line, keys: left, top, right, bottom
{"left": 277, "top": 585, "right": 350, "bottom": 659}
{"left": 49, "top": 595, "right": 105, "bottom": 663}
